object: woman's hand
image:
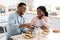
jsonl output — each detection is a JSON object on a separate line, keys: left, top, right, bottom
{"left": 41, "top": 15, "right": 46, "bottom": 20}
{"left": 41, "top": 16, "right": 49, "bottom": 29}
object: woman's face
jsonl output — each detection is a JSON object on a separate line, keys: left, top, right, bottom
{"left": 37, "top": 9, "right": 44, "bottom": 18}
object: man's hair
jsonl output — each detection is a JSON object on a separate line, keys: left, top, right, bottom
{"left": 18, "top": 2, "right": 26, "bottom": 7}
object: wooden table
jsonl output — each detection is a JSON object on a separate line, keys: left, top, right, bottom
{"left": 11, "top": 29, "right": 60, "bottom": 40}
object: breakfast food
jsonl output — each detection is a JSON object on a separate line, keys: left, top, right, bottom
{"left": 24, "top": 34, "right": 34, "bottom": 39}
{"left": 42, "top": 31, "right": 48, "bottom": 35}
{"left": 41, "top": 29, "right": 50, "bottom": 35}
{"left": 44, "top": 29, "right": 50, "bottom": 32}
{"left": 52, "top": 29, "right": 60, "bottom": 33}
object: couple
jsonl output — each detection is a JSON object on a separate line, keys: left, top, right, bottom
{"left": 7, "top": 2, "right": 49, "bottom": 40}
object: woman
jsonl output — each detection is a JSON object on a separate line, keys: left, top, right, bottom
{"left": 31, "top": 6, "right": 50, "bottom": 30}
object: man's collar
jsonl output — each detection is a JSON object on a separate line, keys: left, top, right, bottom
{"left": 16, "top": 11, "right": 23, "bottom": 17}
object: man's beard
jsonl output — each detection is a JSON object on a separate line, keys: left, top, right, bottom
{"left": 20, "top": 13, "right": 24, "bottom": 17}
{"left": 20, "top": 12, "right": 24, "bottom": 15}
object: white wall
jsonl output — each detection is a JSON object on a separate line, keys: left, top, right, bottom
{"left": 21, "top": 0, "right": 34, "bottom": 11}
{"left": 0, "top": 0, "right": 21, "bottom": 7}
{"left": 0, "top": 0, "right": 21, "bottom": 13}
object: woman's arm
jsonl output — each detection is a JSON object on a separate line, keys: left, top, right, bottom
{"left": 41, "top": 17, "right": 50, "bottom": 29}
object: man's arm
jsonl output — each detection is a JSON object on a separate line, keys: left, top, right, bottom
{"left": 19, "top": 23, "right": 32, "bottom": 28}
{"left": 8, "top": 14, "right": 19, "bottom": 29}
{"left": 8, "top": 14, "right": 31, "bottom": 29}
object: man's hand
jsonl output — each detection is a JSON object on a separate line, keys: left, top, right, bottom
{"left": 41, "top": 26, "right": 48, "bottom": 30}
{"left": 23, "top": 30, "right": 31, "bottom": 34}
{"left": 24, "top": 23, "right": 32, "bottom": 28}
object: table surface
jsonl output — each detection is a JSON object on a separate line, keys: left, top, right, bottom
{"left": 11, "top": 29, "right": 60, "bottom": 40}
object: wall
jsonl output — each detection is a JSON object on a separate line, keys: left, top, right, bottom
{"left": 21, "top": 0, "right": 34, "bottom": 11}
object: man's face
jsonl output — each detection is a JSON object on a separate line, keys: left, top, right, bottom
{"left": 37, "top": 9, "right": 44, "bottom": 18}
{"left": 17, "top": 5, "right": 26, "bottom": 15}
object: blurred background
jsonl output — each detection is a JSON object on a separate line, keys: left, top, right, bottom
{"left": 0, "top": 0, "right": 60, "bottom": 40}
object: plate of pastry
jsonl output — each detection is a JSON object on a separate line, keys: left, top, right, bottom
{"left": 41, "top": 29, "right": 50, "bottom": 35}
{"left": 52, "top": 29, "right": 60, "bottom": 33}
{"left": 24, "top": 33, "right": 34, "bottom": 39}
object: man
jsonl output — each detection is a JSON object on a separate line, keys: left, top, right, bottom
{"left": 7, "top": 2, "right": 31, "bottom": 40}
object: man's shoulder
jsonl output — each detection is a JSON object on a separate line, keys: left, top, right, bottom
{"left": 9, "top": 12, "right": 17, "bottom": 17}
